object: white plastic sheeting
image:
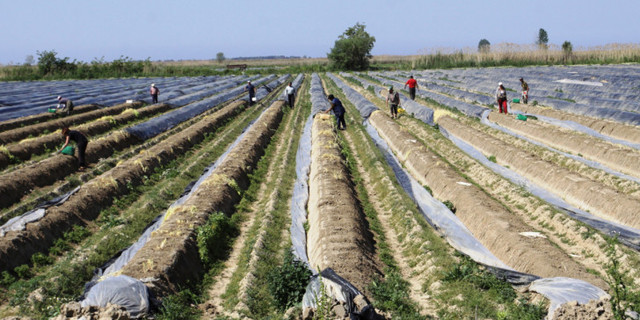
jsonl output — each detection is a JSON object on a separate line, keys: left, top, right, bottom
{"left": 81, "top": 275, "right": 149, "bottom": 318}
{"left": 446, "top": 120, "right": 640, "bottom": 250}
{"left": 0, "top": 187, "right": 80, "bottom": 237}
{"left": 329, "top": 73, "right": 609, "bottom": 318}
{"left": 290, "top": 73, "right": 328, "bottom": 270}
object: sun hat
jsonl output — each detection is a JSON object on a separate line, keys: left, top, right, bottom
{"left": 151, "top": 83, "right": 155, "bottom": 87}
{"left": 498, "top": 82, "right": 503, "bottom": 86}
{"left": 57, "top": 96, "right": 61, "bottom": 100}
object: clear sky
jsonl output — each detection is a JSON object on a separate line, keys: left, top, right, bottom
{"left": 1, "top": 0, "right": 639, "bottom": 64}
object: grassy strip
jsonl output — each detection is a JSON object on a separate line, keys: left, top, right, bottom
{"left": 324, "top": 73, "right": 548, "bottom": 319}
{"left": 0, "top": 105, "right": 264, "bottom": 319}
{"left": 217, "top": 80, "right": 310, "bottom": 318}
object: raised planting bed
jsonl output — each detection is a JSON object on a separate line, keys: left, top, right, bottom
{"left": 0, "top": 100, "right": 248, "bottom": 272}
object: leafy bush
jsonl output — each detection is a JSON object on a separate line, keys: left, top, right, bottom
{"left": 31, "top": 252, "right": 53, "bottom": 267}
{"left": 443, "top": 200, "right": 457, "bottom": 214}
{"left": 14, "top": 265, "right": 32, "bottom": 279}
{"left": 157, "top": 289, "right": 200, "bottom": 320}
{"left": 1, "top": 271, "right": 16, "bottom": 286}
{"left": 64, "top": 225, "right": 91, "bottom": 243}
{"left": 369, "top": 270, "right": 425, "bottom": 319}
{"left": 488, "top": 155, "right": 497, "bottom": 163}
{"left": 443, "top": 254, "right": 515, "bottom": 304}
{"left": 196, "top": 212, "right": 236, "bottom": 267}
{"left": 604, "top": 237, "right": 640, "bottom": 319}
{"left": 267, "top": 250, "right": 312, "bottom": 311}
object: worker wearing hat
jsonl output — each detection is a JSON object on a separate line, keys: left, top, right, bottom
{"left": 386, "top": 86, "right": 401, "bottom": 119}
{"left": 56, "top": 96, "right": 74, "bottom": 116}
{"left": 150, "top": 83, "right": 159, "bottom": 104}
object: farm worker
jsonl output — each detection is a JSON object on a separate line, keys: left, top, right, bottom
{"left": 245, "top": 81, "right": 256, "bottom": 106}
{"left": 150, "top": 84, "right": 159, "bottom": 104}
{"left": 59, "top": 127, "right": 89, "bottom": 169}
{"left": 519, "top": 78, "right": 529, "bottom": 104}
{"left": 324, "top": 94, "right": 346, "bottom": 130}
{"left": 56, "top": 96, "right": 74, "bottom": 116}
{"left": 404, "top": 75, "right": 419, "bottom": 100}
{"left": 284, "top": 82, "right": 296, "bottom": 108}
{"left": 496, "top": 82, "right": 508, "bottom": 114}
{"left": 386, "top": 86, "right": 400, "bottom": 119}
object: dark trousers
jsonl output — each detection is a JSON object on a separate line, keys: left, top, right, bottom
{"left": 409, "top": 87, "right": 416, "bottom": 100}
{"left": 287, "top": 94, "right": 295, "bottom": 108}
{"left": 152, "top": 94, "right": 158, "bottom": 104}
{"left": 76, "top": 141, "right": 87, "bottom": 167}
{"left": 334, "top": 113, "right": 346, "bottom": 130}
{"left": 390, "top": 103, "right": 399, "bottom": 116}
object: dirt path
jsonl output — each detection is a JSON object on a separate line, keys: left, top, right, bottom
{"left": 341, "top": 111, "right": 438, "bottom": 315}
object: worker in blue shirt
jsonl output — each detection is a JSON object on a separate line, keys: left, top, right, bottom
{"left": 324, "top": 94, "right": 346, "bottom": 130}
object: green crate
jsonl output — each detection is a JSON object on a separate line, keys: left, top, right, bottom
{"left": 48, "top": 107, "right": 57, "bottom": 113}
{"left": 512, "top": 98, "right": 520, "bottom": 103}
{"left": 61, "top": 145, "right": 75, "bottom": 155}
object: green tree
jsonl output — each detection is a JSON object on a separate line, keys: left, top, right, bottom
{"left": 537, "top": 28, "right": 549, "bottom": 49}
{"left": 216, "top": 52, "right": 226, "bottom": 63}
{"left": 24, "top": 55, "right": 35, "bottom": 66}
{"left": 478, "top": 39, "right": 491, "bottom": 53}
{"left": 562, "top": 41, "right": 573, "bottom": 61}
{"left": 327, "top": 22, "right": 376, "bottom": 70}
{"left": 37, "top": 50, "right": 74, "bottom": 76}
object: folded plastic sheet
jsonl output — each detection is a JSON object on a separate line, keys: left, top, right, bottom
{"left": 0, "top": 186, "right": 80, "bottom": 237}
{"left": 126, "top": 75, "right": 274, "bottom": 141}
{"left": 81, "top": 275, "right": 149, "bottom": 318}
{"left": 302, "top": 268, "right": 376, "bottom": 319}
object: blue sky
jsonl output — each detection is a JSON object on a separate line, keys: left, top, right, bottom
{"left": 1, "top": 0, "right": 639, "bottom": 64}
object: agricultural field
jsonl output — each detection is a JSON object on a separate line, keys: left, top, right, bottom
{"left": 0, "top": 65, "right": 639, "bottom": 319}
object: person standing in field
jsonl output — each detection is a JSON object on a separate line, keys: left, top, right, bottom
{"left": 519, "top": 77, "right": 529, "bottom": 104}
{"left": 59, "top": 127, "right": 89, "bottom": 169}
{"left": 284, "top": 82, "right": 296, "bottom": 108}
{"left": 404, "top": 75, "right": 419, "bottom": 100}
{"left": 496, "top": 82, "right": 508, "bottom": 114}
{"left": 246, "top": 81, "right": 256, "bottom": 106}
{"left": 57, "top": 96, "right": 74, "bottom": 116}
{"left": 150, "top": 83, "right": 159, "bottom": 104}
{"left": 386, "top": 86, "right": 400, "bottom": 119}
{"left": 324, "top": 94, "right": 346, "bottom": 130}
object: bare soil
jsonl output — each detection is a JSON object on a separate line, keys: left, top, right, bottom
{"left": 307, "top": 113, "right": 381, "bottom": 293}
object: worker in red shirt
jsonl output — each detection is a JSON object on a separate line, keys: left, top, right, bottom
{"left": 404, "top": 75, "right": 419, "bottom": 100}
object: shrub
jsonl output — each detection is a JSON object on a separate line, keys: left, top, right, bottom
{"left": 1, "top": 271, "right": 16, "bottom": 286}
{"left": 14, "top": 264, "right": 32, "bottom": 279}
{"left": 157, "top": 289, "right": 200, "bottom": 320}
{"left": 604, "top": 237, "right": 640, "bottom": 319}
{"left": 443, "top": 200, "right": 457, "bottom": 214}
{"left": 64, "top": 225, "right": 90, "bottom": 243}
{"left": 369, "top": 270, "right": 425, "bottom": 319}
{"left": 31, "top": 252, "right": 53, "bottom": 267}
{"left": 196, "top": 212, "right": 236, "bottom": 267}
{"left": 488, "top": 155, "right": 497, "bottom": 163}
{"left": 267, "top": 250, "right": 312, "bottom": 311}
